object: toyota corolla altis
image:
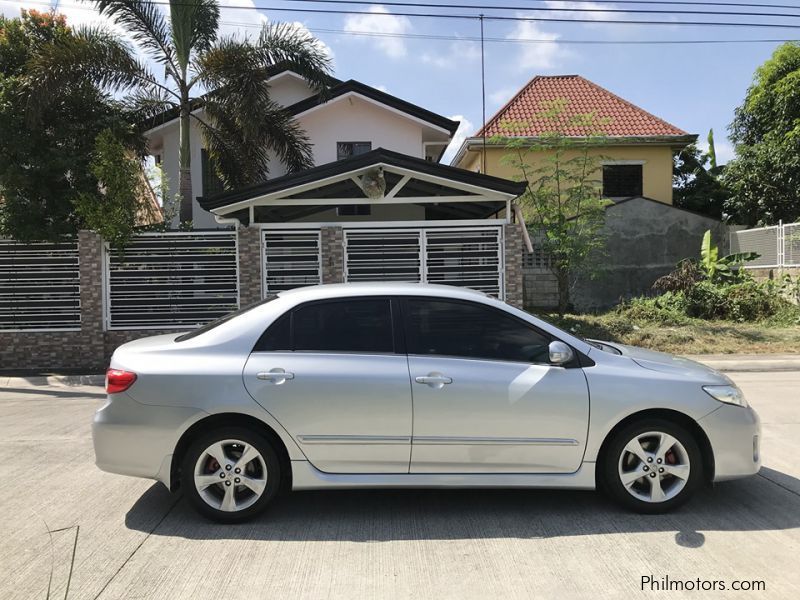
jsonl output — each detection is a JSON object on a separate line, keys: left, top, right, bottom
{"left": 93, "top": 283, "right": 760, "bottom": 522}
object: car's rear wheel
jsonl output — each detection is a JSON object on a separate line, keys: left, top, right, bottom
{"left": 181, "top": 426, "right": 281, "bottom": 523}
{"left": 602, "top": 418, "right": 703, "bottom": 513}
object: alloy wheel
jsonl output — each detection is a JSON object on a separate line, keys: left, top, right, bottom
{"left": 193, "top": 439, "right": 268, "bottom": 512}
{"left": 617, "top": 431, "right": 691, "bottom": 504}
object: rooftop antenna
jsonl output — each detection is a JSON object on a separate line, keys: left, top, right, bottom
{"left": 480, "top": 14, "right": 487, "bottom": 174}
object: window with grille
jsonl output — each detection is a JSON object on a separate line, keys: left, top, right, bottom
{"left": 337, "top": 205, "right": 371, "bottom": 216}
{"left": 602, "top": 164, "right": 643, "bottom": 197}
{"left": 337, "top": 141, "right": 372, "bottom": 161}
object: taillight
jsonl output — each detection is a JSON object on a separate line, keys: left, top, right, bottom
{"left": 106, "top": 368, "right": 137, "bottom": 394}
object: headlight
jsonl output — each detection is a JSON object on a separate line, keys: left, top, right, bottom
{"left": 703, "top": 385, "right": 748, "bottom": 407}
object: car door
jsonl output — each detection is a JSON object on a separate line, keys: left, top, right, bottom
{"left": 243, "top": 297, "right": 412, "bottom": 474}
{"left": 403, "top": 297, "right": 590, "bottom": 474}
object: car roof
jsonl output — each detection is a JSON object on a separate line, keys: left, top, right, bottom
{"left": 277, "top": 282, "right": 490, "bottom": 302}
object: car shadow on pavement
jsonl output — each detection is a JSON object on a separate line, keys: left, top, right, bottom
{"left": 126, "top": 467, "right": 800, "bottom": 546}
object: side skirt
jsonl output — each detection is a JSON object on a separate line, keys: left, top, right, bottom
{"left": 290, "top": 460, "right": 597, "bottom": 491}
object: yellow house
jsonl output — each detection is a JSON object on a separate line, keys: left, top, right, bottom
{"left": 451, "top": 75, "right": 696, "bottom": 205}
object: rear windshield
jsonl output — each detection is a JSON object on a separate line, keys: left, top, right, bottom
{"left": 175, "top": 296, "right": 278, "bottom": 342}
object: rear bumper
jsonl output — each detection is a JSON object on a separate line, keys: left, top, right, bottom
{"left": 92, "top": 392, "right": 204, "bottom": 488}
{"left": 698, "top": 404, "right": 761, "bottom": 482}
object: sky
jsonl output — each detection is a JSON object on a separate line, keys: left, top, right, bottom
{"left": 1, "top": 0, "right": 794, "bottom": 165}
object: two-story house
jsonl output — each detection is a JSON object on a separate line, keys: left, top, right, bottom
{"left": 142, "top": 67, "right": 528, "bottom": 305}
{"left": 450, "top": 74, "right": 697, "bottom": 204}
{"left": 450, "top": 75, "right": 727, "bottom": 311}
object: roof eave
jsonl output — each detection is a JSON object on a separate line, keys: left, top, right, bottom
{"left": 461, "top": 133, "right": 697, "bottom": 149}
{"left": 198, "top": 148, "right": 526, "bottom": 213}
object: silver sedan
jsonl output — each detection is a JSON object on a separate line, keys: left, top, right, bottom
{"left": 93, "top": 283, "right": 761, "bottom": 522}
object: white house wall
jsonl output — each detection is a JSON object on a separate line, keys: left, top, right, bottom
{"left": 267, "top": 74, "right": 316, "bottom": 107}
{"left": 298, "top": 95, "right": 425, "bottom": 164}
{"left": 154, "top": 118, "right": 218, "bottom": 229}
{"left": 147, "top": 81, "right": 447, "bottom": 227}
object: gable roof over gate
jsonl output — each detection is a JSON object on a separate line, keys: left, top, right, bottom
{"left": 198, "top": 148, "right": 526, "bottom": 222}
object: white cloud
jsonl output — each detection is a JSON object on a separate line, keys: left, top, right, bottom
{"left": 508, "top": 18, "right": 565, "bottom": 71}
{"left": 215, "top": 0, "right": 269, "bottom": 40}
{"left": 2, "top": 2, "right": 334, "bottom": 68}
{"left": 373, "top": 84, "right": 389, "bottom": 93}
{"left": 544, "top": 1, "right": 618, "bottom": 23}
{"left": 343, "top": 5, "right": 411, "bottom": 59}
{"left": 442, "top": 115, "right": 474, "bottom": 165}
{"left": 421, "top": 40, "right": 480, "bottom": 69}
{"left": 489, "top": 87, "right": 517, "bottom": 109}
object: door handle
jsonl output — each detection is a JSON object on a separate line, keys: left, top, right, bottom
{"left": 257, "top": 369, "right": 295, "bottom": 384}
{"left": 415, "top": 373, "right": 452, "bottom": 388}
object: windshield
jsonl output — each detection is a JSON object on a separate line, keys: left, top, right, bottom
{"left": 174, "top": 295, "right": 278, "bottom": 342}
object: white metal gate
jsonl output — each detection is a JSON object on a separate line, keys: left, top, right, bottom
{"left": 344, "top": 226, "right": 504, "bottom": 298}
{"left": 262, "top": 229, "right": 322, "bottom": 294}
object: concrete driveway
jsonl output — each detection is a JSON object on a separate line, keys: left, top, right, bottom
{"left": 1, "top": 372, "right": 799, "bottom": 600}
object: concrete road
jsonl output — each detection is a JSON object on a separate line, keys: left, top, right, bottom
{"left": 1, "top": 373, "right": 799, "bottom": 600}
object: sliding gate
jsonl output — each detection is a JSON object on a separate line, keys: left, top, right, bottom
{"left": 344, "top": 226, "right": 504, "bottom": 299}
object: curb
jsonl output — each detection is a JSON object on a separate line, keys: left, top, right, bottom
{"left": 683, "top": 355, "right": 800, "bottom": 373}
{"left": 0, "top": 374, "right": 105, "bottom": 388}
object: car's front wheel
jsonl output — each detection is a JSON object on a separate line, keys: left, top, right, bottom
{"left": 602, "top": 418, "right": 703, "bottom": 513}
{"left": 181, "top": 426, "right": 281, "bottom": 523}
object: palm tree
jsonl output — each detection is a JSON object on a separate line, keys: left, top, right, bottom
{"left": 26, "top": 0, "right": 332, "bottom": 222}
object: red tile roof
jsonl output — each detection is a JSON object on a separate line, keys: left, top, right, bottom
{"left": 478, "top": 75, "right": 688, "bottom": 138}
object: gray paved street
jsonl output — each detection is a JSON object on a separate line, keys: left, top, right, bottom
{"left": 2, "top": 371, "right": 799, "bottom": 599}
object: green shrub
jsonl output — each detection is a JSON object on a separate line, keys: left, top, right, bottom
{"left": 615, "top": 294, "right": 690, "bottom": 325}
{"left": 683, "top": 280, "right": 789, "bottom": 321}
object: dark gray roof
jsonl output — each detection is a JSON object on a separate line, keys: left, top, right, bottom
{"left": 140, "top": 69, "right": 457, "bottom": 135}
{"left": 198, "top": 148, "right": 526, "bottom": 211}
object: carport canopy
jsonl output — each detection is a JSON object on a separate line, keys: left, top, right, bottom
{"left": 197, "top": 148, "right": 527, "bottom": 225}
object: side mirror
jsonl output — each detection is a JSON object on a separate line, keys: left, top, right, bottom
{"left": 548, "top": 341, "right": 574, "bottom": 366}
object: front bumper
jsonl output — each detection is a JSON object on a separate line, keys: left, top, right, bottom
{"left": 698, "top": 403, "right": 761, "bottom": 482}
{"left": 92, "top": 392, "right": 204, "bottom": 487}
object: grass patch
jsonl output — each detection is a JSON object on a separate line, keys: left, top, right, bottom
{"left": 543, "top": 312, "right": 800, "bottom": 355}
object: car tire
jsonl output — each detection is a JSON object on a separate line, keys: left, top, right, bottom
{"left": 602, "top": 418, "right": 703, "bottom": 514}
{"left": 181, "top": 426, "right": 282, "bottom": 523}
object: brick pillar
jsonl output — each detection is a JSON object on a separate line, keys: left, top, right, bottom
{"left": 320, "top": 226, "right": 344, "bottom": 284}
{"left": 237, "top": 226, "right": 263, "bottom": 305}
{"left": 503, "top": 223, "right": 524, "bottom": 309}
{"left": 78, "top": 230, "right": 107, "bottom": 369}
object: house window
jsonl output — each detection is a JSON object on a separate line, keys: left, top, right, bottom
{"left": 602, "top": 164, "right": 643, "bottom": 197}
{"left": 337, "top": 205, "right": 372, "bottom": 216}
{"left": 337, "top": 141, "right": 372, "bottom": 161}
{"left": 201, "top": 149, "right": 225, "bottom": 196}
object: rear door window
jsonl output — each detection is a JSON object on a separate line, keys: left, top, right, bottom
{"left": 254, "top": 298, "right": 395, "bottom": 354}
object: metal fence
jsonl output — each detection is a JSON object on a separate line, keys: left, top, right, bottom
{"left": 104, "top": 232, "right": 239, "bottom": 329}
{"left": 730, "top": 221, "right": 800, "bottom": 268}
{"left": 0, "top": 239, "right": 81, "bottom": 331}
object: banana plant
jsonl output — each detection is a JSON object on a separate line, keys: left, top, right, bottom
{"left": 699, "top": 229, "right": 759, "bottom": 282}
